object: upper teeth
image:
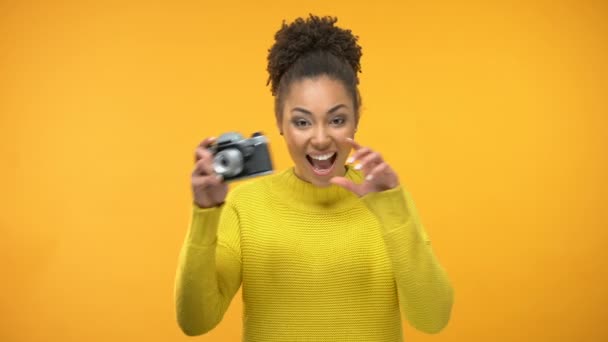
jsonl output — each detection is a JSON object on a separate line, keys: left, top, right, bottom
{"left": 310, "top": 152, "right": 335, "bottom": 161}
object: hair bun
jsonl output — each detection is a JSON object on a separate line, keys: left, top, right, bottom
{"left": 267, "top": 14, "right": 362, "bottom": 95}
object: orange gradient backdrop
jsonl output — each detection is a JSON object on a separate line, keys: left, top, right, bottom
{"left": 1, "top": 1, "right": 607, "bottom": 341}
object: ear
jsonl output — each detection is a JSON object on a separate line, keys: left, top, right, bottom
{"left": 276, "top": 121, "right": 283, "bottom": 135}
{"left": 276, "top": 115, "right": 284, "bottom": 136}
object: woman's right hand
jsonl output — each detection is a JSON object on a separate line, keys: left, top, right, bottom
{"left": 191, "top": 137, "right": 228, "bottom": 208}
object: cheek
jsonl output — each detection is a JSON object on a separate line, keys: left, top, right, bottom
{"left": 284, "top": 131, "right": 307, "bottom": 154}
{"left": 338, "top": 129, "right": 356, "bottom": 156}
{"left": 339, "top": 142, "right": 352, "bottom": 158}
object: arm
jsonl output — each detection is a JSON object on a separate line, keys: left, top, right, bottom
{"left": 362, "top": 186, "right": 454, "bottom": 334}
{"left": 174, "top": 203, "right": 242, "bottom": 336}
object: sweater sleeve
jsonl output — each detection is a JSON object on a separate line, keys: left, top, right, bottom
{"left": 174, "top": 202, "right": 242, "bottom": 336}
{"left": 361, "top": 186, "right": 454, "bottom": 334}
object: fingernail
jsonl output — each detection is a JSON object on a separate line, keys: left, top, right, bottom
{"left": 354, "top": 164, "right": 362, "bottom": 170}
{"left": 216, "top": 174, "right": 223, "bottom": 180}
{"left": 366, "top": 174, "right": 373, "bottom": 181}
{"left": 346, "top": 157, "right": 354, "bottom": 164}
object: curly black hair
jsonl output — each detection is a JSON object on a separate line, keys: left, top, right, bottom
{"left": 267, "top": 14, "right": 363, "bottom": 122}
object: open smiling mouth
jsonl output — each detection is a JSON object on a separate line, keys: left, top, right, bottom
{"left": 306, "top": 152, "right": 337, "bottom": 176}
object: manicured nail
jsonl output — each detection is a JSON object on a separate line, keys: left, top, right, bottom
{"left": 354, "top": 164, "right": 362, "bottom": 170}
{"left": 366, "top": 174, "right": 373, "bottom": 181}
{"left": 347, "top": 157, "right": 354, "bottom": 164}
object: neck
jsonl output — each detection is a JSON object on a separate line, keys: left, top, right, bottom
{"left": 271, "top": 165, "right": 363, "bottom": 213}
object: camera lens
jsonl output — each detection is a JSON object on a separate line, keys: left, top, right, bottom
{"left": 213, "top": 148, "right": 244, "bottom": 177}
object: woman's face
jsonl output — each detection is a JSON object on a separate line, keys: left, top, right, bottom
{"left": 279, "top": 75, "right": 357, "bottom": 187}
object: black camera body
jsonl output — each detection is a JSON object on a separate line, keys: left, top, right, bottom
{"left": 207, "top": 132, "right": 274, "bottom": 182}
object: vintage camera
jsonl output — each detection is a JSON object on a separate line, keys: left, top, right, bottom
{"left": 207, "top": 132, "right": 274, "bottom": 182}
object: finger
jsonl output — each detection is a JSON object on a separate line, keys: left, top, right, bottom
{"left": 358, "top": 152, "right": 384, "bottom": 174}
{"left": 192, "top": 174, "right": 223, "bottom": 187}
{"left": 195, "top": 146, "right": 213, "bottom": 163}
{"left": 198, "top": 136, "right": 217, "bottom": 148}
{"left": 347, "top": 147, "right": 373, "bottom": 166}
{"left": 192, "top": 156, "right": 215, "bottom": 176}
{"left": 344, "top": 137, "right": 362, "bottom": 163}
{"left": 364, "top": 162, "right": 388, "bottom": 182}
{"left": 194, "top": 137, "right": 217, "bottom": 161}
{"left": 329, "top": 176, "right": 361, "bottom": 195}
{"left": 345, "top": 137, "right": 362, "bottom": 150}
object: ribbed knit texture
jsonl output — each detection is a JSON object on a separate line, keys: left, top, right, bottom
{"left": 175, "top": 166, "right": 453, "bottom": 341}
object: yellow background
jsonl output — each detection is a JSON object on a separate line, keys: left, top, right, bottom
{"left": 1, "top": 1, "right": 607, "bottom": 341}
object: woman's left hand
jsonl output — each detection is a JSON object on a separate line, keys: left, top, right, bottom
{"left": 330, "top": 138, "right": 400, "bottom": 197}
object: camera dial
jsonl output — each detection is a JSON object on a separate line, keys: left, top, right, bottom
{"left": 213, "top": 149, "right": 244, "bottom": 177}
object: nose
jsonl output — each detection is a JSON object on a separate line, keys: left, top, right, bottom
{"left": 311, "top": 125, "right": 332, "bottom": 150}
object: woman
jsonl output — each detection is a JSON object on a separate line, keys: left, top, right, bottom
{"left": 175, "top": 15, "right": 453, "bottom": 341}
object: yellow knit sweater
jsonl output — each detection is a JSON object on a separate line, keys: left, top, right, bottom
{"left": 174, "top": 166, "right": 453, "bottom": 341}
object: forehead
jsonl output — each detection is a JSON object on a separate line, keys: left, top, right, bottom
{"left": 284, "top": 76, "right": 353, "bottom": 111}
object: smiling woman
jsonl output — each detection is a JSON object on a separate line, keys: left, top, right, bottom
{"left": 281, "top": 77, "right": 356, "bottom": 187}
{"left": 174, "top": 14, "right": 454, "bottom": 341}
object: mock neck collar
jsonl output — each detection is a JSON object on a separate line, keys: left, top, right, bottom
{"left": 270, "top": 165, "right": 363, "bottom": 213}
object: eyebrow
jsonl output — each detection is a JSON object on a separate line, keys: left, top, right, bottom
{"left": 291, "top": 104, "right": 348, "bottom": 116}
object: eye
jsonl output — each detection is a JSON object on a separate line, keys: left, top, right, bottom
{"left": 292, "top": 118, "right": 311, "bottom": 128}
{"left": 330, "top": 116, "right": 346, "bottom": 126}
